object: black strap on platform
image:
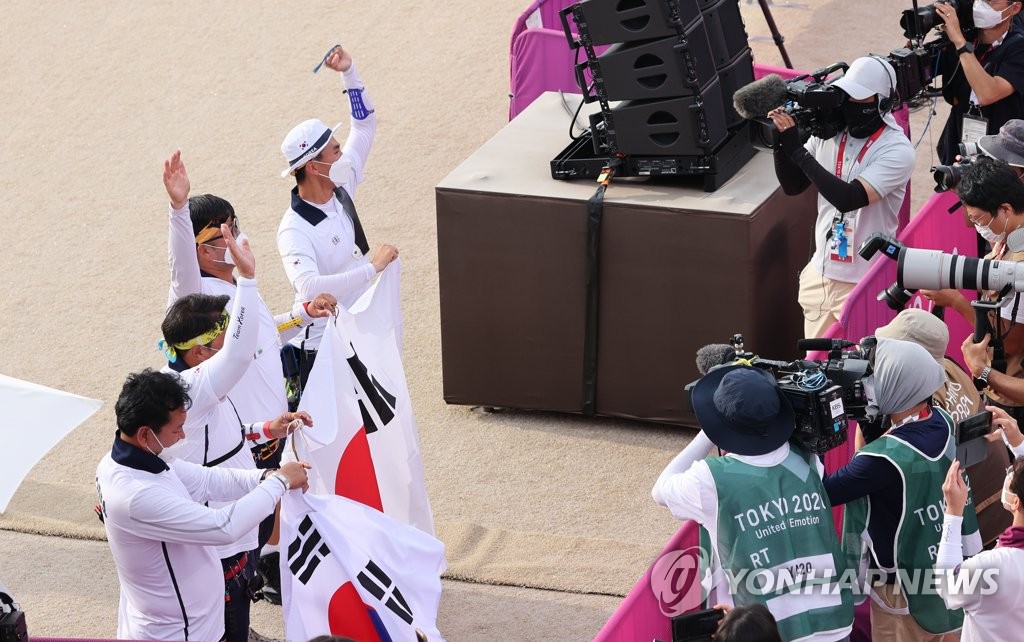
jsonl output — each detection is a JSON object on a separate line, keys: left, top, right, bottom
{"left": 582, "top": 158, "right": 622, "bottom": 415}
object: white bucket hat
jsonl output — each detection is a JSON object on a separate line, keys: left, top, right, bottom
{"left": 280, "top": 118, "right": 342, "bottom": 177}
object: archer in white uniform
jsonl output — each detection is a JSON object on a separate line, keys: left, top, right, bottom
{"left": 277, "top": 46, "right": 399, "bottom": 385}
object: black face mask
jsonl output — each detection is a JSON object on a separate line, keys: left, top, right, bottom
{"left": 842, "top": 99, "right": 884, "bottom": 138}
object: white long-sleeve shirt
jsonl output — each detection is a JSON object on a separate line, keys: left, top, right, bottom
{"left": 166, "top": 202, "right": 312, "bottom": 423}
{"left": 96, "top": 438, "right": 287, "bottom": 642}
{"left": 163, "top": 276, "right": 263, "bottom": 557}
{"left": 935, "top": 513, "right": 1024, "bottom": 641}
{"left": 278, "top": 63, "right": 377, "bottom": 350}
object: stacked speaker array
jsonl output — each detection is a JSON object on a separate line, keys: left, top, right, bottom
{"left": 564, "top": 0, "right": 754, "bottom": 158}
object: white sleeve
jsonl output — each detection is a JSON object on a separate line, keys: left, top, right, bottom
{"left": 339, "top": 62, "right": 376, "bottom": 199}
{"left": 197, "top": 276, "right": 260, "bottom": 401}
{"left": 278, "top": 226, "right": 375, "bottom": 301}
{"left": 934, "top": 513, "right": 985, "bottom": 611}
{"left": 173, "top": 459, "right": 264, "bottom": 502}
{"left": 273, "top": 301, "right": 316, "bottom": 343}
{"left": 651, "top": 431, "right": 717, "bottom": 523}
{"left": 167, "top": 203, "right": 203, "bottom": 308}
{"left": 124, "top": 467, "right": 286, "bottom": 547}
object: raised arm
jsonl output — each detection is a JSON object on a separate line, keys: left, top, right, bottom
{"left": 164, "top": 150, "right": 203, "bottom": 307}
{"left": 202, "top": 226, "right": 260, "bottom": 400}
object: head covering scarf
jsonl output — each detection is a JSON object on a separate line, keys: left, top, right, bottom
{"left": 868, "top": 337, "right": 946, "bottom": 417}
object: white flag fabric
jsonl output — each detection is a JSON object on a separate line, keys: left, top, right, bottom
{"left": 292, "top": 260, "right": 436, "bottom": 535}
{"left": 0, "top": 374, "right": 101, "bottom": 512}
{"left": 280, "top": 492, "right": 446, "bottom": 642}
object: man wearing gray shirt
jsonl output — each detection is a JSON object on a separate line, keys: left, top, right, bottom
{"left": 769, "top": 56, "right": 915, "bottom": 338}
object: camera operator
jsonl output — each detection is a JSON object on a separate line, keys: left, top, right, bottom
{"left": 922, "top": 158, "right": 1024, "bottom": 420}
{"left": 823, "top": 338, "right": 982, "bottom": 640}
{"left": 769, "top": 57, "right": 915, "bottom": 339}
{"left": 935, "top": 0, "right": 1024, "bottom": 165}
{"left": 877, "top": 309, "right": 1011, "bottom": 544}
{"left": 652, "top": 365, "right": 854, "bottom": 642}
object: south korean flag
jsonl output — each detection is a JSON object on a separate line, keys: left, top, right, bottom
{"left": 280, "top": 492, "right": 446, "bottom": 642}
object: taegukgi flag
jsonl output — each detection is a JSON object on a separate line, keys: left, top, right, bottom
{"left": 291, "top": 260, "right": 435, "bottom": 535}
{"left": 280, "top": 492, "right": 446, "bottom": 642}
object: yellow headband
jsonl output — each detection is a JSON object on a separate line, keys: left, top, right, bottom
{"left": 194, "top": 224, "right": 223, "bottom": 245}
{"left": 158, "top": 311, "right": 230, "bottom": 362}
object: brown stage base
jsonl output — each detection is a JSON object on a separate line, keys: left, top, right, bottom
{"left": 436, "top": 92, "right": 817, "bottom": 426}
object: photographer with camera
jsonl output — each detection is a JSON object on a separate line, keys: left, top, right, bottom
{"left": 935, "top": 0, "right": 1024, "bottom": 165}
{"left": 768, "top": 57, "right": 915, "bottom": 339}
{"left": 877, "top": 309, "right": 1012, "bottom": 544}
{"left": 823, "top": 338, "right": 981, "bottom": 640}
{"left": 652, "top": 365, "right": 853, "bottom": 642}
{"left": 921, "top": 158, "right": 1024, "bottom": 419}
{"left": 935, "top": 451, "right": 1024, "bottom": 640}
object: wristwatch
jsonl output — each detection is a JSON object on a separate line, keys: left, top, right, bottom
{"left": 957, "top": 42, "right": 976, "bottom": 56}
{"left": 268, "top": 471, "right": 291, "bottom": 491}
{"left": 973, "top": 365, "right": 992, "bottom": 391}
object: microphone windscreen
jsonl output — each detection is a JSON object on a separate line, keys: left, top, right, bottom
{"left": 732, "top": 74, "right": 790, "bottom": 120}
{"left": 695, "top": 344, "right": 737, "bottom": 375}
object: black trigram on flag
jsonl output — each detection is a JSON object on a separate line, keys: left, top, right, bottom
{"left": 288, "top": 515, "right": 331, "bottom": 585}
{"left": 357, "top": 559, "right": 414, "bottom": 624}
{"left": 346, "top": 345, "right": 398, "bottom": 435}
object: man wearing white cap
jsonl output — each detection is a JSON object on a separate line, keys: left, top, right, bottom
{"left": 768, "top": 56, "right": 915, "bottom": 339}
{"left": 277, "top": 45, "right": 399, "bottom": 386}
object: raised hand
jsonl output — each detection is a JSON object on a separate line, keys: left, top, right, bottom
{"left": 324, "top": 46, "right": 353, "bottom": 73}
{"left": 221, "top": 223, "right": 255, "bottom": 279}
{"left": 163, "top": 150, "right": 191, "bottom": 210}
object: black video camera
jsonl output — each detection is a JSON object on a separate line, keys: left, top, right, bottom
{"left": 901, "top": 0, "right": 976, "bottom": 40}
{"left": 686, "top": 334, "right": 876, "bottom": 454}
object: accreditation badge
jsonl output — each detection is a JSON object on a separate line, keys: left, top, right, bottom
{"left": 962, "top": 113, "right": 988, "bottom": 147}
{"left": 829, "top": 220, "right": 855, "bottom": 264}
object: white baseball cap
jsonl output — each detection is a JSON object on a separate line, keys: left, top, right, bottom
{"left": 280, "top": 118, "right": 342, "bottom": 177}
{"left": 832, "top": 56, "right": 896, "bottom": 101}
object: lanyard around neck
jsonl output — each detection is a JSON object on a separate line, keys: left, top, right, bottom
{"left": 835, "top": 126, "right": 886, "bottom": 180}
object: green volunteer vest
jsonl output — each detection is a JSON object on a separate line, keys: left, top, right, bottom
{"left": 707, "top": 448, "right": 854, "bottom": 642}
{"left": 841, "top": 407, "right": 981, "bottom": 634}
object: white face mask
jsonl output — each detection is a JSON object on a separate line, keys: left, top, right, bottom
{"left": 974, "top": 0, "right": 1010, "bottom": 29}
{"left": 976, "top": 222, "right": 1002, "bottom": 243}
{"left": 1003, "top": 473, "right": 1018, "bottom": 511}
{"left": 203, "top": 232, "right": 247, "bottom": 266}
{"left": 328, "top": 158, "right": 353, "bottom": 191}
{"left": 143, "top": 428, "right": 176, "bottom": 462}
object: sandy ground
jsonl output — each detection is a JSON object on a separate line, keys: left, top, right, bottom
{"left": 0, "top": 0, "right": 955, "bottom": 640}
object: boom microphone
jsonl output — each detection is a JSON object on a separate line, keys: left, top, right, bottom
{"left": 797, "top": 338, "right": 858, "bottom": 352}
{"left": 696, "top": 344, "right": 737, "bottom": 375}
{"left": 732, "top": 74, "right": 790, "bottom": 120}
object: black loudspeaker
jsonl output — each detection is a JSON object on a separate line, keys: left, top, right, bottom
{"left": 716, "top": 47, "right": 755, "bottom": 128}
{"left": 701, "top": 0, "right": 749, "bottom": 67}
{"left": 594, "top": 22, "right": 716, "bottom": 101}
{"left": 597, "top": 77, "right": 728, "bottom": 155}
{"left": 571, "top": 0, "right": 702, "bottom": 46}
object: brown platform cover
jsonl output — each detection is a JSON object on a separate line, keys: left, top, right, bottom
{"left": 436, "top": 92, "right": 818, "bottom": 426}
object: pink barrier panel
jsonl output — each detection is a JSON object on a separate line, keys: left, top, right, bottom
{"left": 837, "top": 190, "right": 976, "bottom": 370}
{"left": 593, "top": 522, "right": 700, "bottom": 642}
{"left": 509, "top": 0, "right": 610, "bottom": 120}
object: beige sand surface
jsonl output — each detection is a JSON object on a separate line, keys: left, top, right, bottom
{"left": 0, "top": 0, "right": 955, "bottom": 639}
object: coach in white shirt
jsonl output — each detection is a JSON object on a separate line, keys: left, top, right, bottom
{"left": 96, "top": 369, "right": 310, "bottom": 642}
{"left": 277, "top": 45, "right": 399, "bottom": 386}
{"left": 936, "top": 405, "right": 1024, "bottom": 641}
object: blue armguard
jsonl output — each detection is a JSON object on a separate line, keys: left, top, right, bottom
{"left": 348, "top": 88, "right": 374, "bottom": 121}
